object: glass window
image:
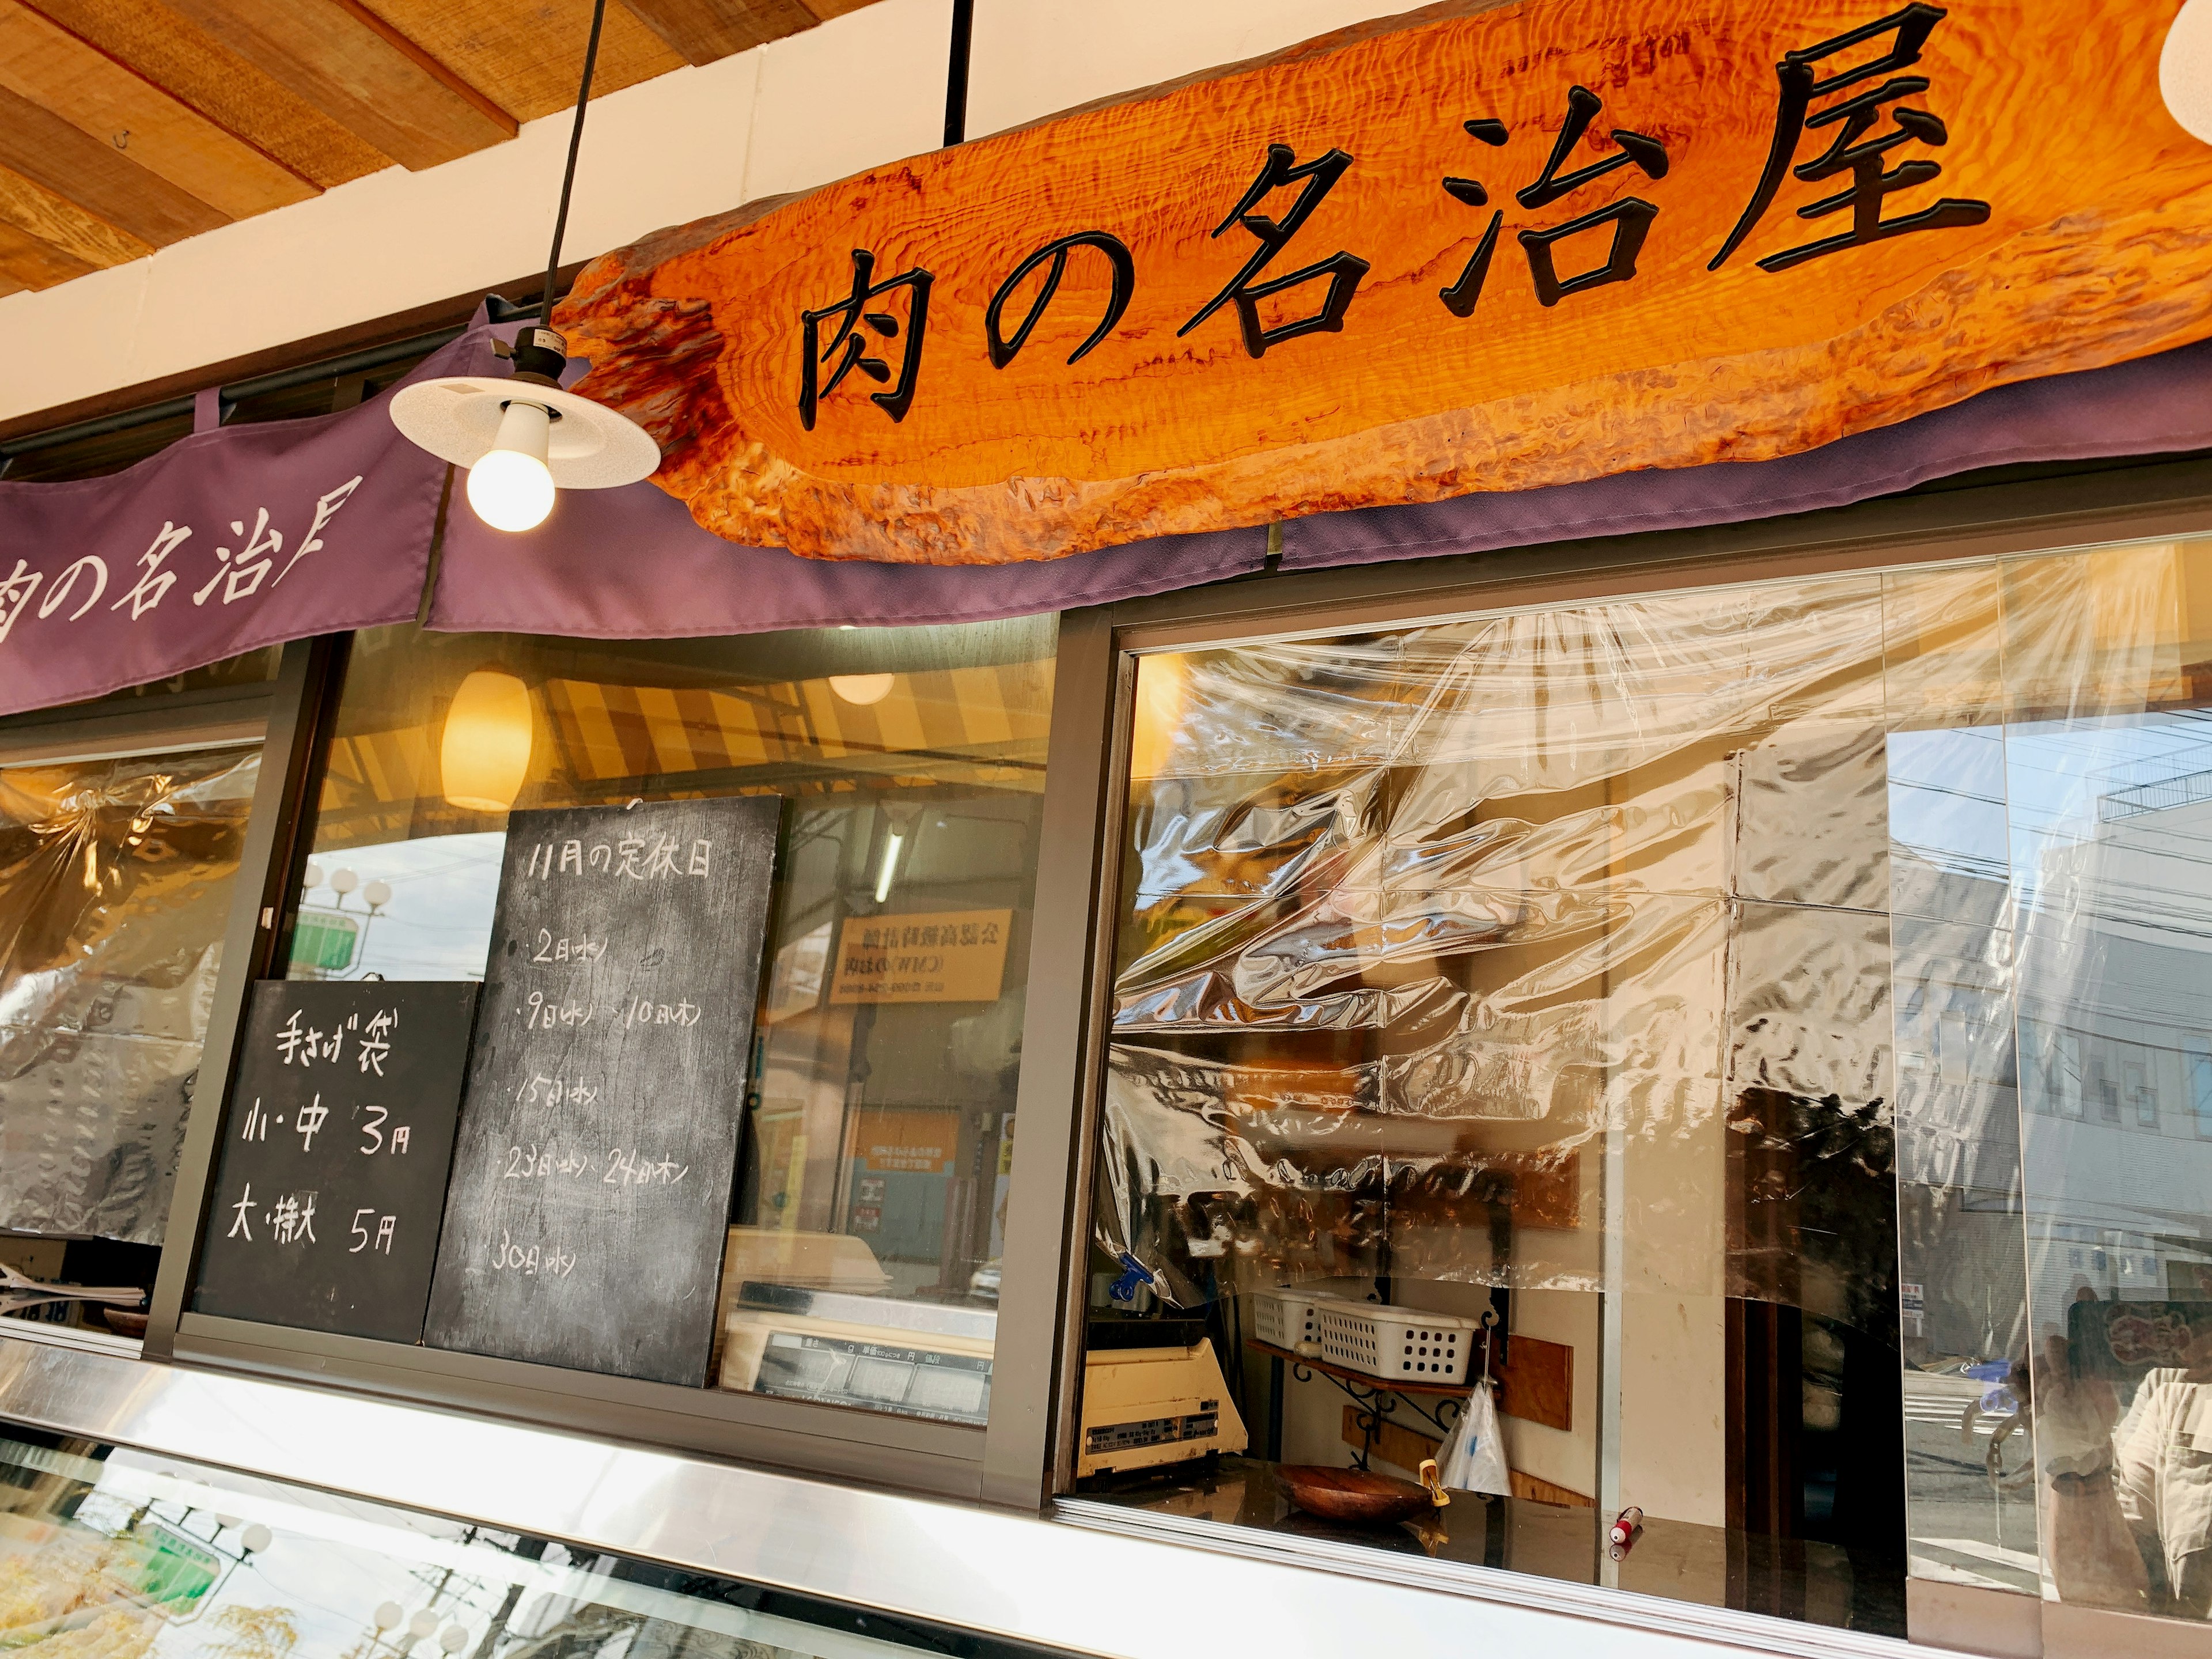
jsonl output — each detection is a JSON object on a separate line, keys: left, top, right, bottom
{"left": 276, "top": 621, "right": 1054, "bottom": 1423}
{"left": 1074, "top": 537, "right": 2212, "bottom": 1641}
{"left": 0, "top": 741, "right": 263, "bottom": 1334}
{"left": 0, "top": 1426, "right": 1066, "bottom": 1659}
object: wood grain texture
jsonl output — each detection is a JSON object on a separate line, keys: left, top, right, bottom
{"left": 0, "top": 217, "right": 93, "bottom": 289}
{"left": 1510, "top": 1469, "right": 1592, "bottom": 1509}
{"left": 0, "top": 160, "right": 151, "bottom": 270}
{"left": 1342, "top": 1406, "right": 1442, "bottom": 1476}
{"left": 161, "top": 0, "right": 516, "bottom": 171}
{"left": 1495, "top": 1333, "right": 1571, "bottom": 1433}
{"left": 561, "top": 0, "right": 2212, "bottom": 564}
{"left": 367, "top": 0, "right": 683, "bottom": 122}
{"left": 0, "top": 79, "right": 226, "bottom": 243}
{"left": 22, "top": 0, "right": 392, "bottom": 187}
{"left": 620, "top": 0, "right": 817, "bottom": 64}
{"left": 0, "top": 1, "right": 313, "bottom": 218}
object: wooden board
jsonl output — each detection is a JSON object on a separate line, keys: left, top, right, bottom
{"left": 1510, "top": 1469, "right": 1593, "bottom": 1509}
{"left": 1336, "top": 1407, "right": 1592, "bottom": 1508}
{"left": 1495, "top": 1332, "right": 1573, "bottom": 1433}
{"left": 561, "top": 0, "right": 2212, "bottom": 565}
{"left": 192, "top": 981, "right": 480, "bottom": 1344}
{"left": 423, "top": 796, "right": 780, "bottom": 1388}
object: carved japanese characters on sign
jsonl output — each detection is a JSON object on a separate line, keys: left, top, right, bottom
{"left": 559, "top": 0, "right": 2212, "bottom": 566}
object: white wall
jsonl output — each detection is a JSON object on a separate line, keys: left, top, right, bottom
{"left": 0, "top": 0, "right": 1426, "bottom": 427}
{"left": 964, "top": 0, "right": 1423, "bottom": 137}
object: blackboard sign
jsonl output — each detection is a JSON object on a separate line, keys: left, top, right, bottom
{"left": 423, "top": 796, "right": 781, "bottom": 1386}
{"left": 194, "top": 980, "right": 480, "bottom": 1341}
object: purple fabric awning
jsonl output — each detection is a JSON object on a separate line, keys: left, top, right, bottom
{"left": 5, "top": 305, "right": 2211, "bottom": 717}
{"left": 0, "top": 334, "right": 468, "bottom": 715}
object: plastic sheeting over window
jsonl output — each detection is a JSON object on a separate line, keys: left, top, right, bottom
{"left": 1090, "top": 538, "right": 2212, "bottom": 1627}
{"left": 0, "top": 747, "right": 259, "bottom": 1243}
{"left": 1101, "top": 574, "right": 1903, "bottom": 1327}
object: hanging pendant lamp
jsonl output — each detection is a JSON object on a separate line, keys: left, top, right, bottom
{"left": 2166, "top": 0, "right": 2212, "bottom": 143}
{"left": 389, "top": 0, "right": 658, "bottom": 532}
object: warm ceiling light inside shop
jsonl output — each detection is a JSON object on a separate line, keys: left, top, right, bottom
{"left": 830, "top": 673, "right": 896, "bottom": 706}
{"left": 442, "top": 670, "right": 535, "bottom": 812}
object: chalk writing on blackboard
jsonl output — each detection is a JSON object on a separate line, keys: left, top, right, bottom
{"left": 422, "top": 795, "right": 781, "bottom": 1387}
{"left": 194, "top": 980, "right": 479, "bottom": 1343}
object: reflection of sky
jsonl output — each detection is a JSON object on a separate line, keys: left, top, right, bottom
{"left": 295, "top": 835, "right": 507, "bottom": 981}
{"left": 1890, "top": 713, "right": 2212, "bottom": 940}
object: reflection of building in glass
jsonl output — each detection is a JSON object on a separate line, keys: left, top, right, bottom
{"left": 2018, "top": 781, "right": 2212, "bottom": 1342}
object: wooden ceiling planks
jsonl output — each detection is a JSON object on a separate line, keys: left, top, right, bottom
{"left": 0, "top": 162, "right": 152, "bottom": 268}
{"left": 622, "top": 0, "right": 819, "bottom": 64}
{"left": 0, "top": 0, "right": 884, "bottom": 301}
{"left": 24, "top": 0, "right": 396, "bottom": 188}
{"left": 0, "top": 3, "right": 315, "bottom": 220}
{"left": 362, "top": 0, "right": 684, "bottom": 123}
{"left": 158, "top": 0, "right": 519, "bottom": 169}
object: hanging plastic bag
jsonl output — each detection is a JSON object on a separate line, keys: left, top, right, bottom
{"left": 1437, "top": 1382, "right": 1510, "bottom": 1497}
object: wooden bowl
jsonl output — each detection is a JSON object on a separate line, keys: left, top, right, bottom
{"left": 1278, "top": 1465, "right": 1441, "bottom": 1525}
{"left": 101, "top": 1308, "right": 149, "bottom": 1338}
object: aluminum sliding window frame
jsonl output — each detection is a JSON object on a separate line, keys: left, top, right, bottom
{"left": 121, "top": 618, "right": 1113, "bottom": 1506}
{"left": 1034, "top": 454, "right": 2212, "bottom": 1658}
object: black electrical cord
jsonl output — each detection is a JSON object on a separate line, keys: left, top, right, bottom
{"left": 540, "top": 0, "right": 611, "bottom": 334}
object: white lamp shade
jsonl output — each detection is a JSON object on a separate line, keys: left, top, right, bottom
{"left": 373, "top": 1603, "right": 403, "bottom": 1632}
{"left": 407, "top": 1611, "right": 438, "bottom": 1641}
{"left": 328, "top": 868, "right": 358, "bottom": 895}
{"left": 442, "top": 670, "right": 535, "bottom": 813}
{"left": 2166, "top": 0, "right": 2212, "bottom": 143}
{"left": 829, "top": 673, "right": 897, "bottom": 706}
{"left": 438, "top": 1628, "right": 469, "bottom": 1654}
{"left": 389, "top": 376, "right": 660, "bottom": 488}
{"left": 240, "top": 1522, "right": 272, "bottom": 1553}
{"left": 362, "top": 878, "right": 393, "bottom": 909}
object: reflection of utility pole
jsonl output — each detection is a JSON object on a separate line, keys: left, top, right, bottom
{"left": 468, "top": 1538, "right": 546, "bottom": 1659}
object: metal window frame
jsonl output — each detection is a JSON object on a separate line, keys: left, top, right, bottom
{"left": 1033, "top": 450, "right": 2212, "bottom": 1532}
{"left": 126, "top": 617, "right": 1103, "bottom": 1504}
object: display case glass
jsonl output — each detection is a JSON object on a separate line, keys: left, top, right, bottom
{"left": 0, "top": 1425, "right": 1064, "bottom": 1659}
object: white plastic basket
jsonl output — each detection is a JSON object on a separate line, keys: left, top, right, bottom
{"left": 1316, "top": 1302, "right": 1481, "bottom": 1384}
{"left": 1249, "top": 1287, "right": 1330, "bottom": 1351}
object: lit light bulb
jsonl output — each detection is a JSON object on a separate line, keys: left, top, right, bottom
{"left": 464, "top": 402, "right": 556, "bottom": 532}
{"left": 829, "top": 673, "right": 896, "bottom": 706}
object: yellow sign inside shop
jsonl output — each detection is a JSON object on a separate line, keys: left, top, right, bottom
{"left": 562, "top": 0, "right": 2212, "bottom": 566}
{"left": 831, "top": 908, "right": 1013, "bottom": 1005}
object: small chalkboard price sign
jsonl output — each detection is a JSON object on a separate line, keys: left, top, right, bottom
{"left": 194, "top": 980, "right": 480, "bottom": 1342}
{"left": 423, "top": 796, "right": 780, "bottom": 1387}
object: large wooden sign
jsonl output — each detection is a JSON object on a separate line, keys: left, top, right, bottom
{"left": 560, "top": 0, "right": 2212, "bottom": 566}
{"left": 423, "top": 797, "right": 780, "bottom": 1387}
